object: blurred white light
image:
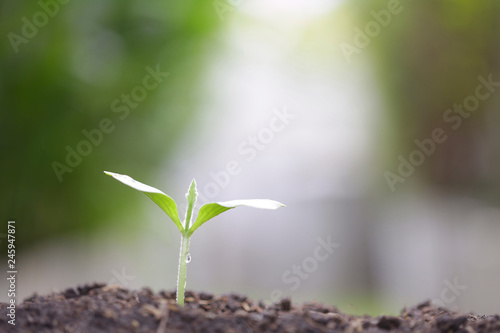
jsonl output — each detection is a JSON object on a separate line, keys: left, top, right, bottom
{"left": 241, "top": 0, "right": 346, "bottom": 24}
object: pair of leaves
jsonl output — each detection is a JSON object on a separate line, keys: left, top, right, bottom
{"left": 104, "top": 171, "right": 285, "bottom": 235}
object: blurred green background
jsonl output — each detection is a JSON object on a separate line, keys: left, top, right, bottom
{"left": 1, "top": 0, "right": 222, "bottom": 244}
{"left": 357, "top": 0, "right": 500, "bottom": 199}
{"left": 1, "top": 0, "right": 500, "bottom": 316}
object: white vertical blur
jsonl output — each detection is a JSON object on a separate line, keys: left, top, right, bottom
{"left": 164, "top": 0, "right": 380, "bottom": 305}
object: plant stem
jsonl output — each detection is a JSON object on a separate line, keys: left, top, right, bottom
{"left": 177, "top": 179, "right": 197, "bottom": 306}
{"left": 176, "top": 232, "right": 191, "bottom": 306}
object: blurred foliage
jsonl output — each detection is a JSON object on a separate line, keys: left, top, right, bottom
{"left": 0, "top": 0, "right": 222, "bottom": 249}
{"left": 350, "top": 0, "right": 500, "bottom": 200}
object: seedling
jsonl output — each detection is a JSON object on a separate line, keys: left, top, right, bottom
{"left": 104, "top": 171, "right": 285, "bottom": 305}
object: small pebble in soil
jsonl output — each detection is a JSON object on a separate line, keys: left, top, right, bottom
{"left": 280, "top": 297, "right": 292, "bottom": 312}
{"left": 377, "top": 316, "right": 402, "bottom": 330}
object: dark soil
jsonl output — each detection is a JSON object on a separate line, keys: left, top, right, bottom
{"left": 0, "top": 283, "right": 499, "bottom": 332}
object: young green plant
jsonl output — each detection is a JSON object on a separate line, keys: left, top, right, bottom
{"left": 104, "top": 171, "right": 285, "bottom": 305}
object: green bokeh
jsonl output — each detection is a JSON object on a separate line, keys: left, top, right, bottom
{"left": 0, "top": 0, "right": 222, "bottom": 249}
{"left": 349, "top": 0, "right": 500, "bottom": 198}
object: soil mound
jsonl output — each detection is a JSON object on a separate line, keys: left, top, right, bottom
{"left": 1, "top": 283, "right": 498, "bottom": 332}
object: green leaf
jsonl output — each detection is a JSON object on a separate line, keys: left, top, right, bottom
{"left": 184, "top": 179, "right": 198, "bottom": 231}
{"left": 104, "top": 171, "right": 183, "bottom": 232}
{"left": 186, "top": 179, "right": 198, "bottom": 208}
{"left": 188, "top": 199, "right": 285, "bottom": 235}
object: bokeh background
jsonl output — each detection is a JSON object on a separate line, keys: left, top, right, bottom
{"left": 1, "top": 0, "right": 500, "bottom": 315}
